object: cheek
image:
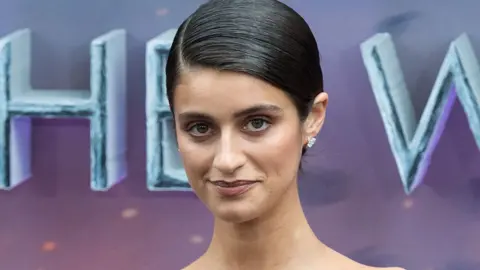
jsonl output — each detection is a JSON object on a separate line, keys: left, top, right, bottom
{"left": 253, "top": 126, "right": 302, "bottom": 179}
{"left": 176, "top": 135, "right": 212, "bottom": 186}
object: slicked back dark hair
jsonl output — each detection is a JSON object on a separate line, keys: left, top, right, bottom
{"left": 165, "top": 0, "right": 324, "bottom": 155}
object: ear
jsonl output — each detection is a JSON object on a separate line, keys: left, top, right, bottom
{"left": 303, "top": 92, "right": 328, "bottom": 142}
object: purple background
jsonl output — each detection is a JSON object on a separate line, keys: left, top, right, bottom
{"left": 1, "top": 0, "right": 480, "bottom": 269}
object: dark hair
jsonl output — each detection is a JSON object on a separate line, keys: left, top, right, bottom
{"left": 165, "top": 0, "right": 324, "bottom": 155}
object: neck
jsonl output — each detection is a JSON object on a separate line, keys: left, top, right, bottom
{"left": 205, "top": 182, "right": 326, "bottom": 269}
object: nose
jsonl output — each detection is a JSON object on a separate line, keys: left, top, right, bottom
{"left": 212, "top": 133, "right": 246, "bottom": 175}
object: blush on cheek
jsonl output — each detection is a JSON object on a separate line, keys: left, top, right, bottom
{"left": 260, "top": 128, "right": 302, "bottom": 175}
{"left": 270, "top": 126, "right": 302, "bottom": 154}
{"left": 177, "top": 138, "right": 213, "bottom": 187}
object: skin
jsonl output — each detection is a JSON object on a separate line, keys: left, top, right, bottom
{"left": 172, "top": 68, "right": 404, "bottom": 270}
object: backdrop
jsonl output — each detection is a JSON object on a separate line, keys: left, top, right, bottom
{"left": 0, "top": 0, "right": 479, "bottom": 269}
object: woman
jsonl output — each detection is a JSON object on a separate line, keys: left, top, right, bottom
{"left": 165, "top": 0, "right": 405, "bottom": 269}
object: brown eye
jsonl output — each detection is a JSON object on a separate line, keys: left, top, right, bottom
{"left": 188, "top": 123, "right": 211, "bottom": 136}
{"left": 244, "top": 118, "right": 270, "bottom": 132}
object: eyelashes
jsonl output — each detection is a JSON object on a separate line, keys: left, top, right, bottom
{"left": 242, "top": 117, "right": 271, "bottom": 132}
{"left": 184, "top": 116, "right": 273, "bottom": 139}
{"left": 187, "top": 122, "right": 211, "bottom": 137}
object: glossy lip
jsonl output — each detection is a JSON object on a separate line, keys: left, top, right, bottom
{"left": 209, "top": 180, "right": 259, "bottom": 197}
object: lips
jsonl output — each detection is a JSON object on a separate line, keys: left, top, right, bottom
{"left": 212, "top": 180, "right": 256, "bottom": 188}
{"left": 210, "top": 180, "right": 259, "bottom": 197}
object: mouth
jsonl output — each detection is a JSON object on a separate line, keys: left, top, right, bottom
{"left": 209, "top": 180, "right": 259, "bottom": 197}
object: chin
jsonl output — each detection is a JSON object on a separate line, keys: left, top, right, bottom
{"left": 212, "top": 203, "right": 262, "bottom": 224}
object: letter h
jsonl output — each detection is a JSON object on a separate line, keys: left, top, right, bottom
{"left": 0, "top": 29, "right": 127, "bottom": 191}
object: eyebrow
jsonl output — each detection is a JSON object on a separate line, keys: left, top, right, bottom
{"left": 178, "top": 104, "right": 283, "bottom": 121}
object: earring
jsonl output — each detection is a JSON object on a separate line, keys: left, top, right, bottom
{"left": 306, "top": 137, "right": 316, "bottom": 148}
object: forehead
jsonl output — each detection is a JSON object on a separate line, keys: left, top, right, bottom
{"left": 173, "top": 68, "right": 295, "bottom": 115}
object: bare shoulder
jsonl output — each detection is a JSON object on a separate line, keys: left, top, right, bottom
{"left": 181, "top": 262, "right": 198, "bottom": 270}
{"left": 326, "top": 248, "right": 404, "bottom": 270}
{"left": 181, "top": 264, "right": 192, "bottom": 270}
{"left": 366, "top": 267, "right": 405, "bottom": 270}
{"left": 181, "top": 261, "right": 201, "bottom": 270}
{"left": 181, "top": 257, "right": 210, "bottom": 270}
{"left": 360, "top": 263, "right": 405, "bottom": 270}
{"left": 357, "top": 263, "right": 405, "bottom": 270}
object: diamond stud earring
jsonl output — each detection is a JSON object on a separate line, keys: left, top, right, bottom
{"left": 306, "top": 137, "right": 316, "bottom": 148}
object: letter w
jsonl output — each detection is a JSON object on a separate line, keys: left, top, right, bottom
{"left": 360, "top": 33, "right": 480, "bottom": 194}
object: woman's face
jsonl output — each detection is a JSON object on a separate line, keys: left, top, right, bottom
{"left": 173, "top": 68, "right": 323, "bottom": 223}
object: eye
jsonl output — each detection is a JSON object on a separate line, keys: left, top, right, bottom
{"left": 244, "top": 117, "right": 271, "bottom": 132}
{"left": 187, "top": 122, "right": 212, "bottom": 137}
